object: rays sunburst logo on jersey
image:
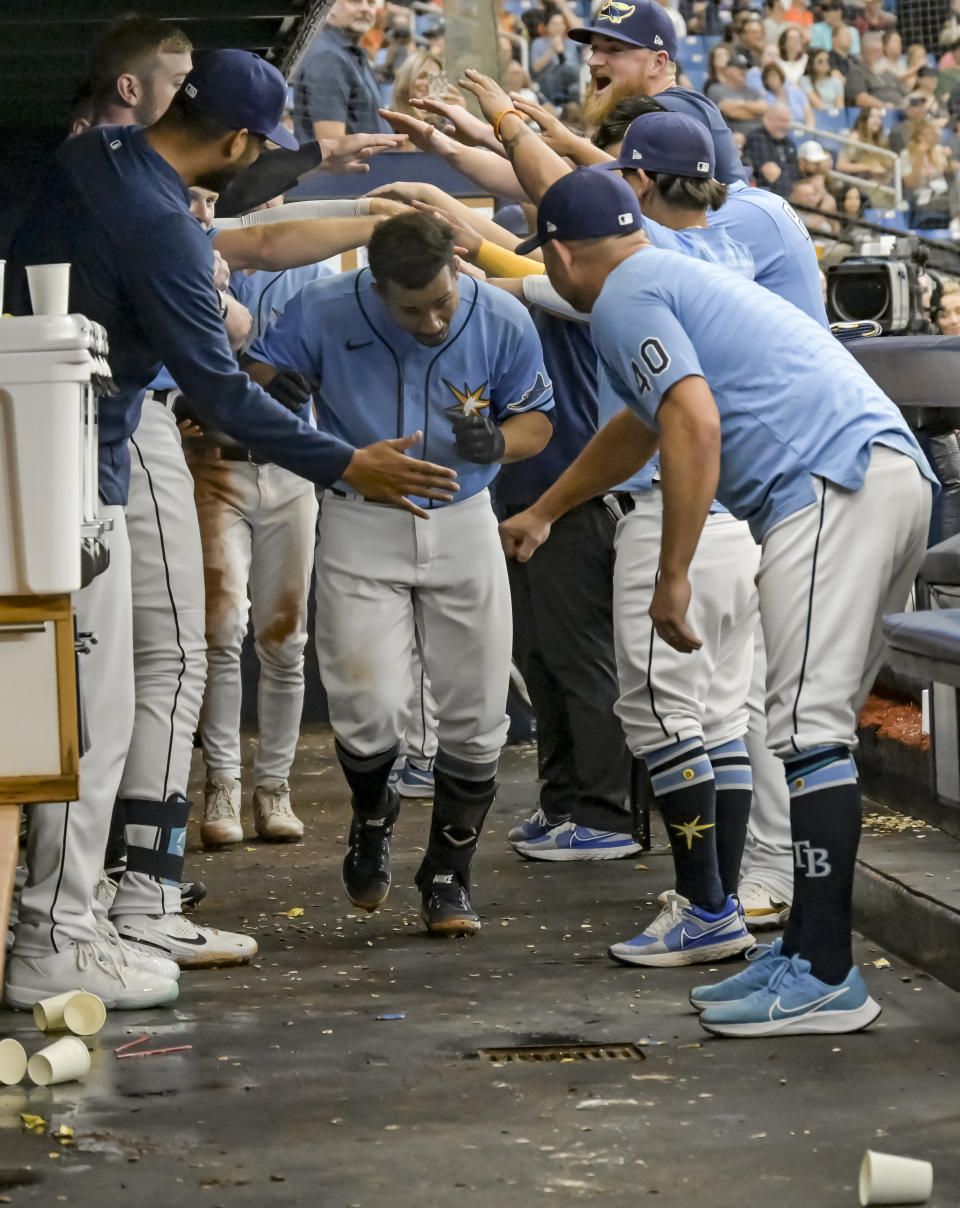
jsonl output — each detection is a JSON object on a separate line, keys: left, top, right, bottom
{"left": 444, "top": 379, "right": 490, "bottom": 416}
{"left": 598, "top": 1, "right": 637, "bottom": 23}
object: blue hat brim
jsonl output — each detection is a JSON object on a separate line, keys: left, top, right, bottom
{"left": 567, "top": 23, "right": 663, "bottom": 51}
{"left": 515, "top": 232, "right": 547, "bottom": 255}
{"left": 265, "top": 121, "right": 299, "bottom": 151}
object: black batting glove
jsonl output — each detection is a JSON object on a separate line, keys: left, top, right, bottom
{"left": 266, "top": 369, "right": 313, "bottom": 413}
{"left": 448, "top": 408, "right": 506, "bottom": 464}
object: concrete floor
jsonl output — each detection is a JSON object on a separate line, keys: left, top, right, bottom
{"left": 1, "top": 726, "right": 958, "bottom": 1207}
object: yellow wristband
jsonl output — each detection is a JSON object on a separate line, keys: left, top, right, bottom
{"left": 492, "top": 108, "right": 526, "bottom": 141}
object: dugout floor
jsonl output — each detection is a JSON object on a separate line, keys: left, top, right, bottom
{"left": 0, "top": 726, "right": 958, "bottom": 1207}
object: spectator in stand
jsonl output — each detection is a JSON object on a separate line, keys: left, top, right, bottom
{"left": 736, "top": 13, "right": 768, "bottom": 62}
{"left": 900, "top": 118, "right": 960, "bottom": 231}
{"left": 810, "top": 1, "right": 861, "bottom": 56}
{"left": 763, "top": 60, "right": 814, "bottom": 124}
{"left": 531, "top": 12, "right": 582, "bottom": 105}
{"left": 845, "top": 32, "right": 909, "bottom": 109}
{"left": 855, "top": 0, "right": 895, "bottom": 37}
{"left": 764, "top": 0, "right": 790, "bottom": 43}
{"left": 778, "top": 26, "right": 809, "bottom": 86}
{"left": 914, "top": 66, "right": 948, "bottom": 125}
{"left": 889, "top": 92, "right": 935, "bottom": 152}
{"left": 934, "top": 278, "right": 960, "bottom": 334}
{"left": 797, "top": 137, "right": 834, "bottom": 180}
{"left": 292, "top": 0, "right": 391, "bottom": 140}
{"left": 504, "top": 59, "right": 545, "bottom": 107}
{"left": 830, "top": 23, "right": 855, "bottom": 77}
{"left": 944, "top": 108, "right": 960, "bottom": 161}
{"left": 707, "top": 46, "right": 769, "bottom": 136}
{"left": 745, "top": 102, "right": 800, "bottom": 195}
{"left": 790, "top": 177, "right": 841, "bottom": 233}
{"left": 707, "top": 43, "right": 730, "bottom": 90}
{"left": 900, "top": 43, "right": 930, "bottom": 89}
{"left": 389, "top": 51, "right": 462, "bottom": 129}
{"left": 940, "top": 0, "right": 960, "bottom": 59}
{"left": 877, "top": 29, "right": 903, "bottom": 76}
{"left": 802, "top": 47, "right": 846, "bottom": 109}
{"left": 654, "top": 0, "right": 688, "bottom": 40}
{"left": 840, "top": 183, "right": 868, "bottom": 215}
{"left": 783, "top": 0, "right": 813, "bottom": 28}
{"left": 837, "top": 106, "right": 895, "bottom": 195}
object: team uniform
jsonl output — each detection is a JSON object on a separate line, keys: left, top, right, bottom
{"left": 249, "top": 268, "right": 553, "bottom": 928}
{"left": 189, "top": 262, "right": 331, "bottom": 845}
{"left": 590, "top": 245, "right": 935, "bottom": 1033}
{"left": 5, "top": 115, "right": 354, "bottom": 1004}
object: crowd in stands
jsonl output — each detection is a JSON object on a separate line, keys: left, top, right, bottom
{"left": 296, "top": 0, "right": 960, "bottom": 241}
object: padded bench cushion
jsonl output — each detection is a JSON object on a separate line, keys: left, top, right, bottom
{"left": 884, "top": 609, "right": 960, "bottom": 666}
{"left": 923, "top": 534, "right": 960, "bottom": 588}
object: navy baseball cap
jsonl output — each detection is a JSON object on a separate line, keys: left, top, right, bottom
{"left": 179, "top": 49, "right": 299, "bottom": 150}
{"left": 516, "top": 169, "right": 642, "bottom": 255}
{"left": 568, "top": 0, "right": 679, "bottom": 61}
{"left": 598, "top": 110, "right": 716, "bottom": 178}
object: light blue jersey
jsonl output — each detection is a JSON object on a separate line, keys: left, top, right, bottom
{"left": 229, "top": 262, "right": 332, "bottom": 347}
{"left": 249, "top": 268, "right": 554, "bottom": 509}
{"left": 592, "top": 247, "right": 937, "bottom": 541}
{"left": 709, "top": 182, "right": 828, "bottom": 324}
{"left": 603, "top": 224, "right": 755, "bottom": 495}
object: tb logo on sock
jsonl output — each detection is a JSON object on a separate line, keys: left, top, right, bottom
{"left": 793, "top": 840, "right": 831, "bottom": 877}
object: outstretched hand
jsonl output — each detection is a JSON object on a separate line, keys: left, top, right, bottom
{"left": 378, "top": 108, "right": 460, "bottom": 156}
{"left": 410, "top": 96, "right": 503, "bottom": 152}
{"left": 317, "top": 131, "right": 406, "bottom": 174}
{"left": 341, "top": 431, "right": 460, "bottom": 518}
{"left": 458, "top": 69, "right": 515, "bottom": 127}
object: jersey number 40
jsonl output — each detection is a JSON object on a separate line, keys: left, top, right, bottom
{"left": 631, "top": 337, "right": 670, "bottom": 396}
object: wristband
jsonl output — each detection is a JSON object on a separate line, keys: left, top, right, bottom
{"left": 493, "top": 108, "right": 526, "bottom": 141}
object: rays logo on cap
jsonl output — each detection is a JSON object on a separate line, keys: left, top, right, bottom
{"left": 618, "top": 212, "right": 634, "bottom": 225}
{"left": 598, "top": 1, "right": 637, "bottom": 23}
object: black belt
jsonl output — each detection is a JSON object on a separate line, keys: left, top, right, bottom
{"left": 611, "top": 490, "right": 636, "bottom": 516}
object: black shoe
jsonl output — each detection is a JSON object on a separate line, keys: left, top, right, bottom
{"left": 421, "top": 874, "right": 480, "bottom": 937}
{"left": 342, "top": 797, "right": 398, "bottom": 912}
{"left": 180, "top": 880, "right": 207, "bottom": 911}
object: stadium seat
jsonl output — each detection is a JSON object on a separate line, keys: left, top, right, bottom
{"left": 863, "top": 208, "right": 909, "bottom": 230}
{"left": 684, "top": 65, "right": 707, "bottom": 92}
{"left": 915, "top": 228, "right": 955, "bottom": 241}
{"left": 814, "top": 108, "right": 851, "bottom": 135}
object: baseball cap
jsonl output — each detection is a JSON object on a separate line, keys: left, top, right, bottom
{"left": 598, "top": 110, "right": 716, "bottom": 178}
{"left": 726, "top": 47, "right": 754, "bottom": 70}
{"left": 179, "top": 49, "right": 299, "bottom": 150}
{"left": 516, "top": 169, "right": 642, "bottom": 255}
{"left": 568, "top": 0, "right": 679, "bottom": 61}
{"left": 797, "top": 139, "right": 830, "bottom": 161}
{"left": 906, "top": 91, "right": 928, "bottom": 106}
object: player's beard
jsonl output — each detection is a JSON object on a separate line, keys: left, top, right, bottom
{"left": 583, "top": 76, "right": 650, "bottom": 130}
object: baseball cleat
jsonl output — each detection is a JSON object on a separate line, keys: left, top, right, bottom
{"left": 395, "top": 761, "right": 435, "bottom": 799}
{"left": 698, "top": 956, "right": 882, "bottom": 1037}
{"left": 201, "top": 773, "right": 243, "bottom": 847}
{"left": 609, "top": 892, "right": 754, "bottom": 967}
{"left": 180, "top": 879, "right": 207, "bottom": 911}
{"left": 112, "top": 912, "right": 258, "bottom": 969}
{"left": 4, "top": 941, "right": 179, "bottom": 1011}
{"left": 737, "top": 881, "right": 791, "bottom": 929}
{"left": 96, "top": 918, "right": 181, "bottom": 981}
{"left": 689, "top": 938, "right": 784, "bottom": 1011}
{"left": 421, "top": 874, "right": 480, "bottom": 937}
{"left": 515, "top": 822, "right": 641, "bottom": 861}
{"left": 342, "top": 794, "right": 399, "bottom": 912}
{"left": 253, "top": 779, "right": 303, "bottom": 842}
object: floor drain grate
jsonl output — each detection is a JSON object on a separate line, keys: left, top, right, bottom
{"left": 476, "top": 1042, "right": 644, "bottom": 1064}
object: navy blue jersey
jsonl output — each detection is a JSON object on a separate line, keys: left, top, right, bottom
{"left": 7, "top": 126, "right": 354, "bottom": 504}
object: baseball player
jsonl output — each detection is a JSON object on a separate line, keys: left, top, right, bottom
{"left": 501, "top": 169, "right": 936, "bottom": 1036}
{"left": 246, "top": 211, "right": 554, "bottom": 935}
{"left": 6, "top": 52, "right": 456, "bottom": 1007}
{"left": 189, "top": 227, "right": 332, "bottom": 848}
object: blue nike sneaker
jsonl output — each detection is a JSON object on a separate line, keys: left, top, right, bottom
{"left": 515, "top": 821, "right": 640, "bottom": 862}
{"left": 698, "top": 954, "right": 882, "bottom": 1037}
{"left": 507, "top": 808, "right": 568, "bottom": 845}
{"left": 689, "top": 938, "right": 785, "bottom": 1011}
{"left": 608, "top": 892, "right": 754, "bottom": 967}
{"left": 394, "top": 761, "right": 434, "bottom": 800}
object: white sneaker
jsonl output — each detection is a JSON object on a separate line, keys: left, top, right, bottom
{"left": 113, "top": 912, "right": 258, "bottom": 969}
{"left": 202, "top": 773, "right": 243, "bottom": 847}
{"left": 4, "top": 939, "right": 179, "bottom": 1011}
{"left": 96, "top": 918, "right": 180, "bottom": 981}
{"left": 253, "top": 779, "right": 303, "bottom": 842}
{"left": 737, "top": 881, "right": 791, "bottom": 929}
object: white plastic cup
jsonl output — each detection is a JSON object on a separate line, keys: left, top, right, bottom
{"left": 33, "top": 990, "right": 105, "bottom": 1036}
{"left": 0, "top": 1039, "right": 27, "bottom": 1086}
{"left": 25, "top": 263, "right": 70, "bottom": 316}
{"left": 859, "top": 1149, "right": 934, "bottom": 1205}
{"left": 27, "top": 1036, "right": 91, "bottom": 1087}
